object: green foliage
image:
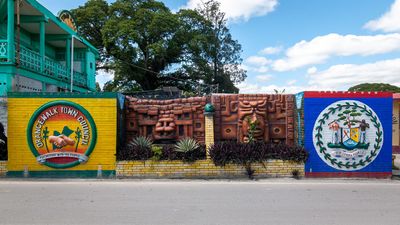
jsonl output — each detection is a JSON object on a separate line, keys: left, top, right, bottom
{"left": 274, "top": 89, "right": 285, "bottom": 94}
{"left": 162, "top": 144, "right": 206, "bottom": 162}
{"left": 128, "top": 136, "right": 153, "bottom": 149}
{"left": 174, "top": 138, "right": 200, "bottom": 153}
{"left": 210, "top": 142, "right": 309, "bottom": 166}
{"left": 245, "top": 116, "right": 259, "bottom": 143}
{"left": 348, "top": 83, "right": 400, "bottom": 93}
{"left": 117, "top": 136, "right": 153, "bottom": 161}
{"left": 95, "top": 82, "right": 102, "bottom": 92}
{"left": 117, "top": 143, "right": 206, "bottom": 161}
{"left": 151, "top": 145, "right": 163, "bottom": 160}
{"left": 71, "top": 0, "right": 110, "bottom": 67}
{"left": 210, "top": 142, "right": 308, "bottom": 179}
{"left": 71, "top": 0, "right": 246, "bottom": 93}
{"left": 337, "top": 108, "right": 362, "bottom": 127}
{"left": 176, "top": 0, "right": 246, "bottom": 93}
{"left": 102, "top": 0, "right": 182, "bottom": 91}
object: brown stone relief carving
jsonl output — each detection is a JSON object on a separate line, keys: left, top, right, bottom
{"left": 212, "top": 94, "right": 295, "bottom": 145}
{"left": 125, "top": 96, "right": 207, "bottom": 144}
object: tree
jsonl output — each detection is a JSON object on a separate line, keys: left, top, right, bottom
{"left": 71, "top": 0, "right": 246, "bottom": 93}
{"left": 348, "top": 83, "right": 400, "bottom": 93}
{"left": 178, "top": 0, "right": 246, "bottom": 93}
{"left": 71, "top": 0, "right": 111, "bottom": 69}
{"left": 95, "top": 82, "right": 101, "bottom": 92}
{"left": 337, "top": 109, "right": 362, "bottom": 128}
{"left": 101, "top": 0, "right": 183, "bottom": 91}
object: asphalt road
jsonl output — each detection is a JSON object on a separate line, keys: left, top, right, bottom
{"left": 0, "top": 179, "right": 400, "bottom": 225}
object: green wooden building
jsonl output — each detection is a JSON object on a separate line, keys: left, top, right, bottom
{"left": 0, "top": 0, "right": 99, "bottom": 96}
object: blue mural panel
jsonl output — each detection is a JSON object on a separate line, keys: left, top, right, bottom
{"left": 303, "top": 92, "right": 392, "bottom": 177}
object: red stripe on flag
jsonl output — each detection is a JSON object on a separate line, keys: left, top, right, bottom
{"left": 303, "top": 91, "right": 393, "bottom": 98}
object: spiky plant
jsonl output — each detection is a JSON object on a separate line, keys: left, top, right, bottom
{"left": 128, "top": 136, "right": 153, "bottom": 149}
{"left": 174, "top": 138, "right": 199, "bottom": 153}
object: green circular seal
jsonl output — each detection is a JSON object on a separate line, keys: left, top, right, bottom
{"left": 313, "top": 100, "right": 383, "bottom": 171}
{"left": 27, "top": 100, "right": 97, "bottom": 169}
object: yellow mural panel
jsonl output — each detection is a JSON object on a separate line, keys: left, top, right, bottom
{"left": 7, "top": 96, "right": 117, "bottom": 174}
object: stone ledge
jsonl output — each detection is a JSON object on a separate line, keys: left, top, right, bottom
{"left": 116, "top": 160, "right": 305, "bottom": 179}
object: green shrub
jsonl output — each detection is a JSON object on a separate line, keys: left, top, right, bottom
{"left": 209, "top": 141, "right": 308, "bottom": 179}
{"left": 209, "top": 141, "right": 309, "bottom": 167}
{"left": 129, "top": 136, "right": 153, "bottom": 149}
{"left": 151, "top": 145, "right": 163, "bottom": 160}
{"left": 117, "top": 138, "right": 206, "bottom": 162}
{"left": 174, "top": 138, "right": 200, "bottom": 153}
{"left": 162, "top": 144, "right": 206, "bottom": 162}
{"left": 117, "top": 136, "right": 153, "bottom": 160}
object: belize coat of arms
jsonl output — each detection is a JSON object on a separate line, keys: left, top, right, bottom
{"left": 312, "top": 100, "right": 383, "bottom": 171}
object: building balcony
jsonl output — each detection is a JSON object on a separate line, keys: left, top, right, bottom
{"left": 0, "top": 40, "right": 88, "bottom": 89}
{"left": 0, "top": 0, "right": 99, "bottom": 94}
{"left": 0, "top": 40, "right": 7, "bottom": 59}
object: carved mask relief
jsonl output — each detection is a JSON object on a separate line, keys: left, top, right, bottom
{"left": 212, "top": 94, "right": 295, "bottom": 145}
{"left": 125, "top": 97, "right": 206, "bottom": 144}
{"left": 238, "top": 100, "right": 267, "bottom": 142}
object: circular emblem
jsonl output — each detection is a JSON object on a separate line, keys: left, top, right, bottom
{"left": 27, "top": 101, "right": 97, "bottom": 169}
{"left": 313, "top": 100, "right": 383, "bottom": 171}
{"left": 58, "top": 10, "right": 77, "bottom": 32}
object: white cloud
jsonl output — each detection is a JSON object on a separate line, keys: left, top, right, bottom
{"left": 236, "top": 82, "right": 321, "bottom": 94}
{"left": 236, "top": 82, "right": 259, "bottom": 93}
{"left": 364, "top": 0, "right": 400, "bottom": 32}
{"left": 256, "top": 74, "right": 273, "bottom": 82}
{"left": 259, "top": 46, "right": 283, "bottom": 55}
{"left": 286, "top": 80, "right": 297, "bottom": 85}
{"left": 252, "top": 66, "right": 269, "bottom": 73}
{"left": 308, "top": 58, "right": 400, "bottom": 90}
{"left": 185, "top": 0, "right": 278, "bottom": 22}
{"left": 307, "top": 66, "right": 317, "bottom": 75}
{"left": 244, "top": 56, "right": 270, "bottom": 73}
{"left": 272, "top": 33, "right": 400, "bottom": 71}
{"left": 245, "top": 56, "right": 271, "bottom": 66}
{"left": 96, "top": 69, "right": 114, "bottom": 89}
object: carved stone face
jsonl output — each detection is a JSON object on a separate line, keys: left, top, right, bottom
{"left": 154, "top": 114, "right": 176, "bottom": 140}
{"left": 238, "top": 100, "right": 267, "bottom": 142}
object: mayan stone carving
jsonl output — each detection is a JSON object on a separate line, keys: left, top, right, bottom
{"left": 125, "top": 96, "right": 207, "bottom": 144}
{"left": 212, "top": 94, "right": 295, "bottom": 145}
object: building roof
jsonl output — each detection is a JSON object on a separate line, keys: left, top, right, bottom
{"left": 22, "top": 0, "right": 99, "bottom": 56}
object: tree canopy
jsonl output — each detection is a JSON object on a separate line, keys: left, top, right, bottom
{"left": 348, "top": 83, "right": 400, "bottom": 93}
{"left": 71, "top": 0, "right": 246, "bottom": 93}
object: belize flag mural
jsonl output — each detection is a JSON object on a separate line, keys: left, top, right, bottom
{"left": 303, "top": 91, "right": 392, "bottom": 178}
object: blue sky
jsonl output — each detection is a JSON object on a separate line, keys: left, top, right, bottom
{"left": 38, "top": 0, "right": 400, "bottom": 93}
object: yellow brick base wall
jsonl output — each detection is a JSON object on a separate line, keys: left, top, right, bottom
{"left": 116, "top": 160, "right": 304, "bottom": 178}
{"left": 0, "top": 161, "right": 7, "bottom": 177}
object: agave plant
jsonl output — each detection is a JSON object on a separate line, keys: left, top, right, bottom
{"left": 174, "top": 138, "right": 199, "bottom": 153}
{"left": 128, "top": 136, "right": 153, "bottom": 149}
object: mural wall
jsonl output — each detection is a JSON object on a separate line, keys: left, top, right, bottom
{"left": 125, "top": 96, "right": 208, "bottom": 144}
{"left": 1, "top": 91, "right": 396, "bottom": 178}
{"left": 124, "top": 94, "right": 296, "bottom": 145}
{"left": 304, "top": 91, "right": 392, "bottom": 178}
{"left": 7, "top": 93, "right": 117, "bottom": 177}
{"left": 212, "top": 94, "right": 295, "bottom": 145}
